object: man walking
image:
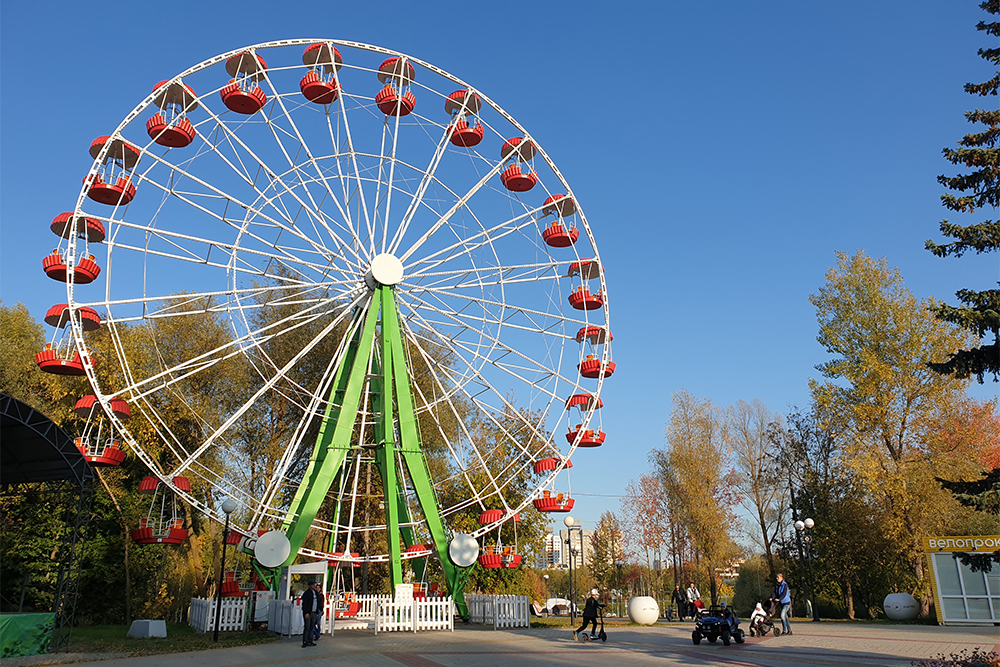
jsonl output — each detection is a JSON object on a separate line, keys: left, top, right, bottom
{"left": 671, "top": 584, "right": 687, "bottom": 620}
{"left": 301, "top": 580, "right": 324, "bottom": 647}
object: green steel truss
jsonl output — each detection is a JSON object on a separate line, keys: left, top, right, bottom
{"left": 280, "top": 285, "right": 468, "bottom": 616}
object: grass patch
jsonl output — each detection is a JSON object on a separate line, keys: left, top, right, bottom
{"left": 68, "top": 623, "right": 278, "bottom": 656}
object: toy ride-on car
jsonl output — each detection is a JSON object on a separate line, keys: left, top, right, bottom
{"left": 692, "top": 604, "right": 745, "bottom": 646}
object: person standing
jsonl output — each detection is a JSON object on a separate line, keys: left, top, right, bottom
{"left": 574, "top": 589, "right": 604, "bottom": 640}
{"left": 686, "top": 582, "right": 701, "bottom": 619}
{"left": 301, "top": 581, "right": 323, "bottom": 647}
{"left": 671, "top": 585, "right": 687, "bottom": 620}
{"left": 771, "top": 573, "right": 791, "bottom": 635}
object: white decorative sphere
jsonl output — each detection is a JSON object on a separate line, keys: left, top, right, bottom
{"left": 628, "top": 596, "right": 659, "bottom": 625}
{"left": 564, "top": 515, "right": 576, "bottom": 527}
{"left": 221, "top": 497, "right": 238, "bottom": 514}
{"left": 804, "top": 518, "right": 815, "bottom": 529}
{"left": 883, "top": 593, "right": 918, "bottom": 620}
{"left": 794, "top": 520, "right": 805, "bottom": 531}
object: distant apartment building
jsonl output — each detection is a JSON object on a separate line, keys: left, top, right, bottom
{"left": 541, "top": 528, "right": 593, "bottom": 569}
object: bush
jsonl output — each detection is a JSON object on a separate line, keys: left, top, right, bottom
{"left": 911, "top": 649, "right": 999, "bottom": 667}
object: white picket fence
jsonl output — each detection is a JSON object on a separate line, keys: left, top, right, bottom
{"left": 374, "top": 597, "right": 454, "bottom": 634}
{"left": 188, "top": 597, "right": 248, "bottom": 632}
{"left": 358, "top": 594, "right": 392, "bottom": 619}
{"left": 465, "top": 594, "right": 530, "bottom": 630}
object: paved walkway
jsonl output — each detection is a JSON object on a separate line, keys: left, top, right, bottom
{"left": 16, "top": 622, "right": 1000, "bottom": 667}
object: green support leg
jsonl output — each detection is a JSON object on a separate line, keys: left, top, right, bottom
{"left": 275, "top": 286, "right": 469, "bottom": 618}
{"left": 380, "top": 287, "right": 469, "bottom": 618}
{"left": 281, "top": 292, "right": 382, "bottom": 564}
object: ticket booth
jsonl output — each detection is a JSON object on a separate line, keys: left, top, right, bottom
{"left": 923, "top": 536, "right": 1000, "bottom": 625}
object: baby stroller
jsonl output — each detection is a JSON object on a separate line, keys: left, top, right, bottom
{"left": 749, "top": 601, "right": 779, "bottom": 637}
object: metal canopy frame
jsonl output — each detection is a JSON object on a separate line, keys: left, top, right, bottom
{"left": 1, "top": 393, "right": 95, "bottom": 652}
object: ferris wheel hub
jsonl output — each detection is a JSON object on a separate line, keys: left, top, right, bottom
{"left": 365, "top": 253, "right": 404, "bottom": 289}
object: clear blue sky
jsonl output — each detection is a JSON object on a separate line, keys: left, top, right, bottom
{"left": 2, "top": 1, "right": 996, "bottom": 534}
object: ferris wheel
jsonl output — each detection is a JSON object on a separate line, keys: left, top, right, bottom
{"left": 45, "top": 39, "right": 614, "bottom": 609}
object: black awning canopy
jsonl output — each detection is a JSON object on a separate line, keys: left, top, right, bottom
{"left": 1, "top": 394, "right": 91, "bottom": 487}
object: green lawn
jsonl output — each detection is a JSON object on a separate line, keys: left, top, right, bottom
{"left": 67, "top": 623, "right": 278, "bottom": 656}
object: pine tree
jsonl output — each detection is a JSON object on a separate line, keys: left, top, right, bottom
{"left": 926, "top": 0, "right": 1000, "bottom": 383}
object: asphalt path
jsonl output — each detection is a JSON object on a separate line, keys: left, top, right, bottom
{"left": 10, "top": 621, "right": 1000, "bottom": 667}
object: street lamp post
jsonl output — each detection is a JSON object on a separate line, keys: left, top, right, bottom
{"left": 794, "top": 517, "right": 820, "bottom": 622}
{"left": 614, "top": 560, "right": 624, "bottom": 619}
{"left": 564, "top": 516, "right": 582, "bottom": 624}
{"left": 213, "top": 498, "right": 238, "bottom": 642}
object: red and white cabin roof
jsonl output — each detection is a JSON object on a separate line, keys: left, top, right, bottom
{"left": 543, "top": 194, "right": 577, "bottom": 218}
{"left": 568, "top": 259, "right": 600, "bottom": 280}
{"left": 302, "top": 43, "right": 343, "bottom": 72}
{"left": 89, "top": 136, "right": 141, "bottom": 169}
{"left": 445, "top": 89, "right": 482, "bottom": 116}
{"left": 73, "top": 394, "right": 130, "bottom": 419}
{"left": 45, "top": 304, "right": 101, "bottom": 331}
{"left": 226, "top": 52, "right": 267, "bottom": 80}
{"left": 377, "top": 57, "right": 415, "bottom": 85}
{"left": 152, "top": 80, "right": 199, "bottom": 110}
{"left": 575, "top": 326, "right": 612, "bottom": 345}
{"left": 51, "top": 212, "right": 106, "bottom": 243}
{"left": 565, "top": 393, "right": 603, "bottom": 410}
{"left": 500, "top": 137, "right": 536, "bottom": 162}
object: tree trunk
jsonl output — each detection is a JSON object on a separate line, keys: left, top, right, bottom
{"left": 706, "top": 559, "right": 718, "bottom": 606}
{"left": 843, "top": 577, "right": 854, "bottom": 620}
{"left": 124, "top": 529, "right": 132, "bottom": 625}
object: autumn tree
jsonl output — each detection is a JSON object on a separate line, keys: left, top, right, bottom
{"left": 925, "top": 0, "right": 1000, "bottom": 383}
{"left": 809, "top": 251, "right": 976, "bottom": 614}
{"left": 653, "top": 390, "right": 741, "bottom": 606}
{"left": 728, "top": 399, "right": 785, "bottom": 581}
{"left": 589, "top": 511, "right": 624, "bottom": 591}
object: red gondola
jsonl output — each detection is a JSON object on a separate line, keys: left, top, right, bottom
{"left": 42, "top": 250, "right": 101, "bottom": 284}
{"left": 446, "top": 90, "right": 484, "bottom": 147}
{"left": 221, "top": 52, "right": 268, "bottom": 114}
{"left": 540, "top": 194, "right": 579, "bottom": 247}
{"left": 478, "top": 511, "right": 521, "bottom": 568}
{"left": 500, "top": 164, "right": 538, "bottom": 192}
{"left": 542, "top": 221, "right": 580, "bottom": 248}
{"left": 478, "top": 546, "right": 521, "bottom": 569}
{"left": 533, "top": 457, "right": 572, "bottom": 474}
{"left": 35, "top": 347, "right": 85, "bottom": 376}
{"left": 533, "top": 490, "right": 574, "bottom": 513}
{"left": 499, "top": 137, "right": 537, "bottom": 193}
{"left": 565, "top": 425, "right": 606, "bottom": 448}
{"left": 376, "top": 57, "right": 416, "bottom": 116}
{"left": 300, "top": 43, "right": 342, "bottom": 104}
{"left": 36, "top": 304, "right": 99, "bottom": 376}
{"left": 147, "top": 80, "right": 199, "bottom": 147}
{"left": 568, "top": 286, "right": 603, "bottom": 310}
{"left": 131, "top": 476, "right": 190, "bottom": 545}
{"left": 73, "top": 394, "right": 130, "bottom": 466}
{"left": 50, "top": 213, "right": 105, "bottom": 244}
{"left": 87, "top": 136, "right": 140, "bottom": 206}
{"left": 578, "top": 354, "right": 616, "bottom": 379}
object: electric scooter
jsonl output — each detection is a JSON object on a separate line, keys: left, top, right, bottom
{"left": 577, "top": 609, "right": 607, "bottom": 643}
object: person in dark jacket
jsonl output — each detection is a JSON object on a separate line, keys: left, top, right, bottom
{"left": 574, "top": 589, "right": 604, "bottom": 640}
{"left": 671, "top": 585, "right": 687, "bottom": 620}
{"left": 301, "top": 581, "right": 324, "bottom": 647}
